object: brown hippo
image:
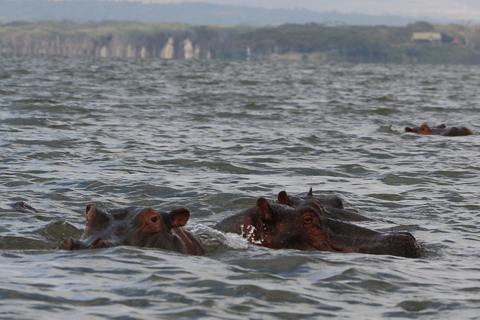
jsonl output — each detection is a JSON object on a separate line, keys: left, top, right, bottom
{"left": 405, "top": 124, "right": 472, "bottom": 136}
{"left": 213, "top": 197, "right": 422, "bottom": 258}
{"left": 0, "top": 201, "right": 38, "bottom": 213}
{"left": 277, "top": 188, "right": 372, "bottom": 222}
{"left": 58, "top": 204, "right": 205, "bottom": 255}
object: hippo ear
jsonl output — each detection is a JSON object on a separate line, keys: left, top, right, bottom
{"left": 85, "top": 204, "right": 111, "bottom": 228}
{"left": 307, "top": 187, "right": 313, "bottom": 196}
{"left": 256, "top": 197, "right": 275, "bottom": 222}
{"left": 57, "top": 237, "right": 75, "bottom": 250}
{"left": 277, "top": 191, "right": 290, "bottom": 205}
{"left": 86, "top": 203, "right": 95, "bottom": 215}
{"left": 86, "top": 204, "right": 96, "bottom": 224}
{"left": 168, "top": 207, "right": 190, "bottom": 228}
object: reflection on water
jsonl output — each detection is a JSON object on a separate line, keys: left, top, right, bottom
{"left": 1, "top": 56, "right": 480, "bottom": 319}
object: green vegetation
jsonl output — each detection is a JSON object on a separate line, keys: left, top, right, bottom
{"left": 235, "top": 21, "right": 480, "bottom": 64}
{"left": 1, "top": 20, "right": 480, "bottom": 64}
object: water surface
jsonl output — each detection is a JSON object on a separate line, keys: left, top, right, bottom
{"left": 1, "top": 56, "right": 480, "bottom": 319}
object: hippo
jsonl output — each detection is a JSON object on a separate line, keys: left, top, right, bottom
{"left": 58, "top": 204, "right": 205, "bottom": 255}
{"left": 277, "top": 188, "right": 372, "bottom": 222}
{"left": 213, "top": 197, "right": 422, "bottom": 258}
{"left": 405, "top": 124, "right": 472, "bottom": 136}
{"left": 0, "top": 201, "right": 38, "bottom": 213}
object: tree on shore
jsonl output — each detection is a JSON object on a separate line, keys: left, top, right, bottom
{"left": 1, "top": 20, "right": 479, "bottom": 64}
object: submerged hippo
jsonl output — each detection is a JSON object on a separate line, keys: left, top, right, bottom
{"left": 214, "top": 197, "right": 422, "bottom": 258}
{"left": 277, "top": 188, "right": 372, "bottom": 222}
{"left": 0, "top": 201, "right": 38, "bottom": 213}
{"left": 405, "top": 124, "right": 472, "bottom": 136}
{"left": 58, "top": 204, "right": 205, "bottom": 255}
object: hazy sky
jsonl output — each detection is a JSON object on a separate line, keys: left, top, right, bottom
{"left": 135, "top": 0, "right": 480, "bottom": 20}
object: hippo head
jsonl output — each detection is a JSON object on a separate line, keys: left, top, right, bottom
{"left": 244, "top": 197, "right": 347, "bottom": 252}
{"left": 124, "top": 207, "right": 190, "bottom": 251}
{"left": 405, "top": 123, "right": 472, "bottom": 136}
{"left": 267, "top": 196, "right": 422, "bottom": 257}
{"left": 405, "top": 124, "right": 434, "bottom": 135}
{"left": 58, "top": 205, "right": 194, "bottom": 253}
{"left": 214, "top": 195, "right": 422, "bottom": 257}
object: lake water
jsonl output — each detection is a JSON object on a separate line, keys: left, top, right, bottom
{"left": 1, "top": 55, "right": 480, "bottom": 319}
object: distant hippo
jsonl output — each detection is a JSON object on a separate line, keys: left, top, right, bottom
{"left": 405, "top": 124, "right": 472, "bottom": 136}
{"left": 0, "top": 201, "right": 38, "bottom": 213}
{"left": 58, "top": 204, "right": 205, "bottom": 255}
{"left": 214, "top": 197, "right": 422, "bottom": 258}
{"left": 277, "top": 188, "right": 372, "bottom": 222}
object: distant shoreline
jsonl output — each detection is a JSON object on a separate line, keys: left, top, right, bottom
{"left": 1, "top": 20, "right": 480, "bottom": 64}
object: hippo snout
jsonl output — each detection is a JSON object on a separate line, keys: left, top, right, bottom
{"left": 388, "top": 232, "right": 423, "bottom": 258}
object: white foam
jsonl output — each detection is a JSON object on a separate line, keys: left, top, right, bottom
{"left": 190, "top": 224, "right": 249, "bottom": 250}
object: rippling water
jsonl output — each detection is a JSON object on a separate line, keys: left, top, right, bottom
{"left": 1, "top": 55, "right": 480, "bottom": 319}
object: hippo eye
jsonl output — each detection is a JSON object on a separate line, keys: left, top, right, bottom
{"left": 304, "top": 217, "right": 313, "bottom": 224}
{"left": 150, "top": 217, "right": 158, "bottom": 223}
